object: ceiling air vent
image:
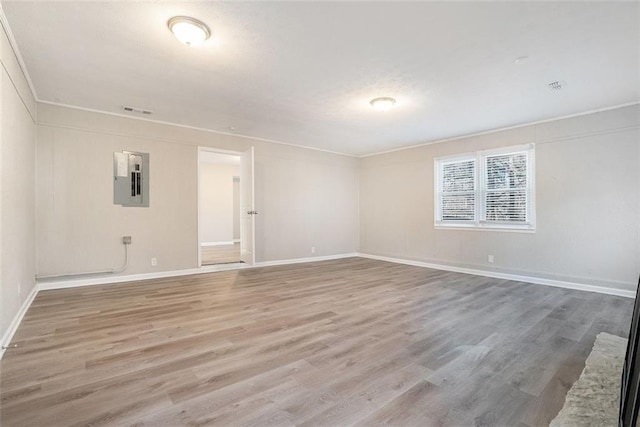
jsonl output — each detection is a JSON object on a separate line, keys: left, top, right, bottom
{"left": 547, "top": 80, "right": 566, "bottom": 91}
{"left": 122, "top": 106, "right": 153, "bottom": 115}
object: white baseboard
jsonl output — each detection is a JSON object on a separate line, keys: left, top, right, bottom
{"left": 23, "top": 251, "right": 630, "bottom": 360}
{"left": 201, "top": 241, "right": 237, "bottom": 247}
{"left": 256, "top": 253, "right": 359, "bottom": 267}
{"left": 37, "top": 253, "right": 359, "bottom": 291}
{"left": 357, "top": 253, "right": 636, "bottom": 299}
{"left": 37, "top": 265, "right": 246, "bottom": 290}
{"left": 1, "top": 285, "right": 38, "bottom": 360}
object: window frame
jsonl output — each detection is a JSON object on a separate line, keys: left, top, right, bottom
{"left": 434, "top": 144, "right": 536, "bottom": 232}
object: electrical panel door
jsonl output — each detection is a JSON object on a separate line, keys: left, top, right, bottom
{"left": 114, "top": 151, "right": 149, "bottom": 207}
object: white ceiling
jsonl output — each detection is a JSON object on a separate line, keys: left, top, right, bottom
{"left": 3, "top": 1, "right": 639, "bottom": 156}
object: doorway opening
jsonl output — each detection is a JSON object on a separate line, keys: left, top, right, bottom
{"left": 198, "top": 147, "right": 255, "bottom": 267}
{"left": 198, "top": 150, "right": 241, "bottom": 265}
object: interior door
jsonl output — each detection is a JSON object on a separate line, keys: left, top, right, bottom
{"left": 240, "top": 147, "right": 255, "bottom": 265}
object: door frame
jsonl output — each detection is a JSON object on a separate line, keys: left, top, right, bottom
{"left": 196, "top": 146, "right": 245, "bottom": 268}
{"left": 239, "top": 146, "right": 256, "bottom": 266}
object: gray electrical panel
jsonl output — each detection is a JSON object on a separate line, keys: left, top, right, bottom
{"left": 114, "top": 151, "right": 149, "bottom": 207}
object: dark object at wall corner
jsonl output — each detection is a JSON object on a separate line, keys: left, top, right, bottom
{"left": 619, "top": 275, "right": 640, "bottom": 426}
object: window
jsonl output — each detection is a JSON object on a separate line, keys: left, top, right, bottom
{"left": 435, "top": 144, "right": 535, "bottom": 231}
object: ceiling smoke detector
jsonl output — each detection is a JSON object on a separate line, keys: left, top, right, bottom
{"left": 123, "top": 106, "right": 153, "bottom": 115}
{"left": 548, "top": 80, "right": 567, "bottom": 91}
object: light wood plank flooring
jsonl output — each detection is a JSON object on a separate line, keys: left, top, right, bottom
{"left": 0, "top": 258, "right": 633, "bottom": 426}
{"left": 201, "top": 243, "right": 241, "bottom": 265}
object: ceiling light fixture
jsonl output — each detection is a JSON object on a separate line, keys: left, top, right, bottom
{"left": 168, "top": 16, "right": 211, "bottom": 46}
{"left": 370, "top": 97, "right": 396, "bottom": 111}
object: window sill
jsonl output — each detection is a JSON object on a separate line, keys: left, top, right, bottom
{"left": 434, "top": 224, "right": 536, "bottom": 233}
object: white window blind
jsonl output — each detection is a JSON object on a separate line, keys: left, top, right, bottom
{"left": 435, "top": 145, "right": 535, "bottom": 231}
{"left": 483, "top": 152, "right": 528, "bottom": 223}
{"left": 439, "top": 158, "right": 476, "bottom": 222}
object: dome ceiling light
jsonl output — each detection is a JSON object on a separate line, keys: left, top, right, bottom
{"left": 370, "top": 97, "right": 396, "bottom": 111}
{"left": 168, "top": 16, "right": 211, "bottom": 46}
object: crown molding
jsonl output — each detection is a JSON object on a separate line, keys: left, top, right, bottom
{"left": 2, "top": 4, "right": 638, "bottom": 159}
{"left": 360, "top": 101, "right": 640, "bottom": 158}
{"left": 0, "top": 2, "right": 38, "bottom": 101}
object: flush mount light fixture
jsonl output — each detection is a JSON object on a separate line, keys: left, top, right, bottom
{"left": 370, "top": 97, "right": 396, "bottom": 112}
{"left": 168, "top": 16, "right": 211, "bottom": 46}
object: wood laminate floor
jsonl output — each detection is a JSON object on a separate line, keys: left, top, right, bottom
{"left": 0, "top": 258, "right": 633, "bottom": 426}
{"left": 201, "top": 244, "right": 241, "bottom": 265}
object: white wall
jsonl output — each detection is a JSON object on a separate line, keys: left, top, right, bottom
{"left": 33, "top": 102, "right": 640, "bottom": 293}
{"left": 199, "top": 162, "right": 239, "bottom": 244}
{"left": 35, "top": 103, "right": 359, "bottom": 276}
{"left": 360, "top": 105, "right": 640, "bottom": 291}
{"left": 0, "top": 19, "right": 36, "bottom": 344}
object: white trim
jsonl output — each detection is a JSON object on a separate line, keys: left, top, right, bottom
{"left": 197, "top": 148, "right": 202, "bottom": 268}
{"left": 201, "top": 241, "right": 237, "bottom": 247}
{"left": 38, "top": 253, "right": 632, "bottom": 298}
{"left": 35, "top": 99, "right": 640, "bottom": 161}
{"left": 255, "top": 253, "right": 358, "bottom": 267}
{"left": 37, "top": 100, "right": 356, "bottom": 158}
{"left": 0, "top": 286, "right": 38, "bottom": 360}
{"left": 0, "top": 5, "right": 346, "bottom": 158}
{"left": 243, "top": 146, "right": 256, "bottom": 266}
{"left": 10, "top": 252, "right": 632, "bottom": 360}
{"left": 38, "top": 265, "right": 247, "bottom": 290}
{"left": 37, "top": 253, "right": 359, "bottom": 291}
{"left": 357, "top": 253, "right": 636, "bottom": 299}
{"left": 2, "top": 4, "right": 637, "bottom": 159}
{"left": 434, "top": 224, "right": 536, "bottom": 233}
{"left": 233, "top": 239, "right": 240, "bottom": 243}
{"left": 0, "top": 5, "right": 37, "bottom": 122}
{"left": 361, "top": 101, "right": 640, "bottom": 158}
{"left": 0, "top": 3, "right": 38, "bottom": 103}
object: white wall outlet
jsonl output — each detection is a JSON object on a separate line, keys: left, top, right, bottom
{"left": 311, "top": 247, "right": 316, "bottom": 254}
{"left": 151, "top": 257, "right": 157, "bottom": 266}
{"left": 488, "top": 255, "right": 494, "bottom": 263}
